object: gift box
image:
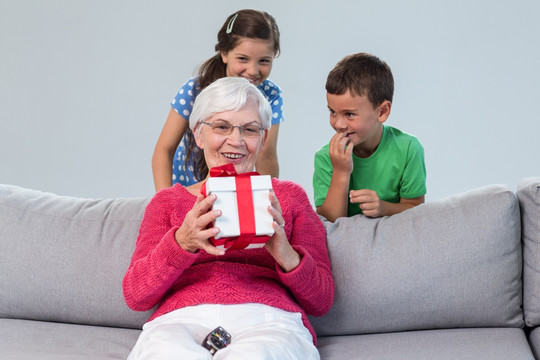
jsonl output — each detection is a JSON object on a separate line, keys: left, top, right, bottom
{"left": 202, "top": 164, "right": 274, "bottom": 251}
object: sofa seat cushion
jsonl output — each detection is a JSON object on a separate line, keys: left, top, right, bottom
{"left": 0, "top": 318, "right": 140, "bottom": 360}
{"left": 310, "top": 185, "right": 523, "bottom": 336}
{"left": 0, "top": 184, "right": 153, "bottom": 329}
{"left": 317, "top": 328, "right": 534, "bottom": 360}
{"left": 527, "top": 326, "right": 540, "bottom": 359}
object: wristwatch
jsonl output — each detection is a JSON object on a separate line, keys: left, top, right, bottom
{"left": 201, "top": 326, "right": 232, "bottom": 355}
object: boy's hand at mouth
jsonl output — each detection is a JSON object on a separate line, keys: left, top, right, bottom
{"left": 328, "top": 131, "right": 354, "bottom": 175}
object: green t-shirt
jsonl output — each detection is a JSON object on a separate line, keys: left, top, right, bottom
{"left": 313, "top": 125, "right": 426, "bottom": 217}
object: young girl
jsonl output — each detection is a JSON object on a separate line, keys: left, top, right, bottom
{"left": 152, "top": 9, "right": 283, "bottom": 191}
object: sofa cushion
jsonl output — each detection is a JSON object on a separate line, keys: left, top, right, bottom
{"left": 527, "top": 326, "right": 540, "bottom": 360}
{"left": 517, "top": 177, "right": 540, "bottom": 327}
{"left": 317, "top": 328, "right": 534, "bottom": 360}
{"left": 0, "top": 318, "right": 140, "bottom": 360}
{"left": 310, "top": 185, "right": 523, "bottom": 336}
{"left": 0, "top": 184, "right": 152, "bottom": 329}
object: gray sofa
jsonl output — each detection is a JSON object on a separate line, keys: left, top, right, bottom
{"left": 0, "top": 177, "right": 539, "bottom": 359}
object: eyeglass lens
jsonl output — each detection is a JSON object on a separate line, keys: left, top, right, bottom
{"left": 204, "top": 121, "right": 262, "bottom": 137}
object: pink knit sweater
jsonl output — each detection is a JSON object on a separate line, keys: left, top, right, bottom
{"left": 122, "top": 179, "right": 334, "bottom": 343}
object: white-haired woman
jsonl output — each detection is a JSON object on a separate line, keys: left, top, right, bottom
{"left": 123, "top": 77, "right": 334, "bottom": 360}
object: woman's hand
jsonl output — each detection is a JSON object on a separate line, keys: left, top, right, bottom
{"left": 174, "top": 193, "right": 225, "bottom": 256}
{"left": 264, "top": 192, "right": 301, "bottom": 272}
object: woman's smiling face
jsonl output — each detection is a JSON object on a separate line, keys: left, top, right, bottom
{"left": 194, "top": 98, "right": 267, "bottom": 175}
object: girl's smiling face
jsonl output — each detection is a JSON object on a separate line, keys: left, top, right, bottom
{"left": 221, "top": 37, "right": 275, "bottom": 86}
{"left": 194, "top": 98, "right": 267, "bottom": 175}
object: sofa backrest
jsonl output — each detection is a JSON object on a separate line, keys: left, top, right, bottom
{"left": 0, "top": 183, "right": 526, "bottom": 335}
{"left": 0, "top": 184, "right": 152, "bottom": 329}
{"left": 517, "top": 177, "right": 540, "bottom": 328}
{"left": 309, "top": 185, "right": 524, "bottom": 336}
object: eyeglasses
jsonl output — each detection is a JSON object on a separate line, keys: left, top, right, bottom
{"left": 201, "top": 120, "right": 264, "bottom": 138}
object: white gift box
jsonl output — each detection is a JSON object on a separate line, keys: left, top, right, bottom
{"left": 205, "top": 174, "right": 274, "bottom": 249}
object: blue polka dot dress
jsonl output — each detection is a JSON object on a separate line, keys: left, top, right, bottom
{"left": 170, "top": 77, "right": 285, "bottom": 186}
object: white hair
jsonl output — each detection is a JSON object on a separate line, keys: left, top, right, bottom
{"left": 189, "top": 77, "right": 272, "bottom": 134}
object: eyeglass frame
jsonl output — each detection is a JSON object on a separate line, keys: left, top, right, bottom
{"left": 200, "top": 120, "right": 265, "bottom": 138}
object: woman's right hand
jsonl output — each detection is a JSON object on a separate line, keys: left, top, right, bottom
{"left": 174, "top": 193, "right": 225, "bottom": 256}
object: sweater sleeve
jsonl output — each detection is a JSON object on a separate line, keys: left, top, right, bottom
{"left": 274, "top": 181, "right": 335, "bottom": 316}
{"left": 122, "top": 188, "right": 200, "bottom": 311}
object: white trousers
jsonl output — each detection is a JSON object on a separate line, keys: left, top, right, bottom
{"left": 127, "top": 303, "right": 320, "bottom": 360}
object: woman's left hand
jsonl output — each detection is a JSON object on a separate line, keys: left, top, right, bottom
{"left": 264, "top": 191, "right": 301, "bottom": 272}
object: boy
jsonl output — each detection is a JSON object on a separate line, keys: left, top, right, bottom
{"left": 313, "top": 53, "right": 426, "bottom": 222}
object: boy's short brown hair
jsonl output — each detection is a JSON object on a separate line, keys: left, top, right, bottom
{"left": 326, "top": 52, "right": 394, "bottom": 107}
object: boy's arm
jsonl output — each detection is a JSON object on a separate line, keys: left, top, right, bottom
{"left": 349, "top": 190, "right": 424, "bottom": 218}
{"left": 392, "top": 195, "right": 425, "bottom": 214}
{"left": 316, "top": 169, "right": 351, "bottom": 222}
{"left": 379, "top": 195, "right": 425, "bottom": 217}
{"left": 316, "top": 133, "right": 354, "bottom": 222}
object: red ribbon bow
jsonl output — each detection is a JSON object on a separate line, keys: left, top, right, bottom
{"left": 201, "top": 164, "right": 269, "bottom": 250}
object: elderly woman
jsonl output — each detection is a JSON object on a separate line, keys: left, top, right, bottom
{"left": 123, "top": 77, "right": 334, "bottom": 360}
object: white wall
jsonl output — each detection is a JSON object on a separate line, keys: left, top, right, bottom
{"left": 1, "top": 0, "right": 538, "bottom": 202}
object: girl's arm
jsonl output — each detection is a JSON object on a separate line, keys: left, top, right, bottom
{"left": 255, "top": 123, "right": 280, "bottom": 178}
{"left": 152, "top": 108, "right": 190, "bottom": 191}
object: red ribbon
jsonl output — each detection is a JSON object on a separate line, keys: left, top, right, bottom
{"left": 201, "top": 164, "right": 269, "bottom": 250}
{"left": 209, "top": 163, "right": 240, "bottom": 177}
